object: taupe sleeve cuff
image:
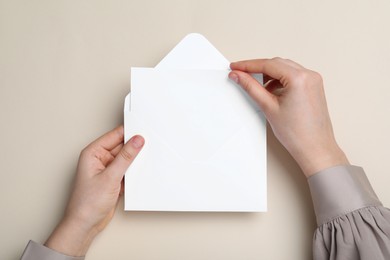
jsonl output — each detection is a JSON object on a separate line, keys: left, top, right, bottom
{"left": 20, "top": 240, "right": 85, "bottom": 260}
{"left": 308, "top": 165, "right": 382, "bottom": 226}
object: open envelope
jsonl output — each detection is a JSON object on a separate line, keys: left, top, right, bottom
{"left": 124, "top": 33, "right": 267, "bottom": 212}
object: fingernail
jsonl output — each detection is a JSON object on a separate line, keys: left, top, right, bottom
{"left": 130, "top": 135, "right": 144, "bottom": 149}
{"left": 229, "top": 73, "right": 239, "bottom": 83}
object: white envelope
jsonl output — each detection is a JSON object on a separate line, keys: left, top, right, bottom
{"left": 124, "top": 33, "right": 267, "bottom": 212}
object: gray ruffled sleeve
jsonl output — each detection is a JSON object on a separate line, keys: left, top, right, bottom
{"left": 20, "top": 240, "right": 84, "bottom": 260}
{"left": 308, "top": 165, "right": 390, "bottom": 260}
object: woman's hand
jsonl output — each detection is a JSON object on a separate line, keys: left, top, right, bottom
{"left": 45, "top": 126, "right": 144, "bottom": 256}
{"left": 229, "top": 58, "right": 349, "bottom": 177}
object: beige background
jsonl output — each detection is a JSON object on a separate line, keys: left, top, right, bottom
{"left": 1, "top": 0, "right": 389, "bottom": 259}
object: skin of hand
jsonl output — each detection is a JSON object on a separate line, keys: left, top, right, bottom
{"left": 45, "top": 126, "right": 144, "bottom": 256}
{"left": 229, "top": 58, "right": 349, "bottom": 177}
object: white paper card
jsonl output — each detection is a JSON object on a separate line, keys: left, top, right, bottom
{"left": 124, "top": 33, "right": 267, "bottom": 212}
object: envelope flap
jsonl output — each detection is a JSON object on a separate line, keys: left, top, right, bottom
{"left": 155, "top": 33, "right": 230, "bottom": 70}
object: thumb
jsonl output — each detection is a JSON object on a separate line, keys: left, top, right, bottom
{"left": 105, "top": 135, "right": 145, "bottom": 181}
{"left": 229, "top": 71, "right": 276, "bottom": 114}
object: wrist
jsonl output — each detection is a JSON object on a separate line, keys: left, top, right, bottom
{"left": 45, "top": 216, "right": 98, "bottom": 257}
{"left": 294, "top": 144, "right": 349, "bottom": 178}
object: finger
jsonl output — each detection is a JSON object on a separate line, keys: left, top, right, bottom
{"left": 229, "top": 71, "right": 276, "bottom": 114}
{"left": 89, "top": 125, "right": 124, "bottom": 152}
{"left": 281, "top": 58, "right": 305, "bottom": 69}
{"left": 98, "top": 150, "right": 116, "bottom": 167}
{"left": 81, "top": 142, "right": 123, "bottom": 170}
{"left": 110, "top": 143, "right": 124, "bottom": 157}
{"left": 230, "top": 58, "right": 296, "bottom": 82}
{"left": 105, "top": 135, "right": 145, "bottom": 181}
{"left": 264, "top": 79, "right": 285, "bottom": 96}
{"left": 100, "top": 143, "right": 124, "bottom": 166}
{"left": 103, "top": 143, "right": 124, "bottom": 166}
{"left": 231, "top": 57, "right": 303, "bottom": 71}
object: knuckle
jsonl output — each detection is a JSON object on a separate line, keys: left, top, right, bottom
{"left": 310, "top": 71, "right": 323, "bottom": 84}
{"left": 79, "top": 146, "right": 92, "bottom": 158}
{"left": 271, "top": 57, "right": 283, "bottom": 62}
{"left": 290, "top": 69, "right": 324, "bottom": 89}
{"left": 114, "top": 126, "right": 124, "bottom": 140}
{"left": 120, "top": 148, "right": 134, "bottom": 162}
{"left": 290, "top": 69, "right": 308, "bottom": 86}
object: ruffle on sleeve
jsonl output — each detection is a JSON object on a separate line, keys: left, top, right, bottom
{"left": 313, "top": 206, "right": 390, "bottom": 260}
{"left": 308, "top": 165, "right": 390, "bottom": 260}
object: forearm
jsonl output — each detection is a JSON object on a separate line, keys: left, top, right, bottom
{"left": 291, "top": 143, "right": 349, "bottom": 178}
{"left": 44, "top": 216, "right": 98, "bottom": 257}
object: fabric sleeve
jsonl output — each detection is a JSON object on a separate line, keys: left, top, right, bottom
{"left": 20, "top": 240, "right": 85, "bottom": 260}
{"left": 308, "top": 165, "right": 390, "bottom": 260}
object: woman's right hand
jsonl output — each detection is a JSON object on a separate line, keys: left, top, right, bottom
{"left": 229, "top": 58, "right": 349, "bottom": 177}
